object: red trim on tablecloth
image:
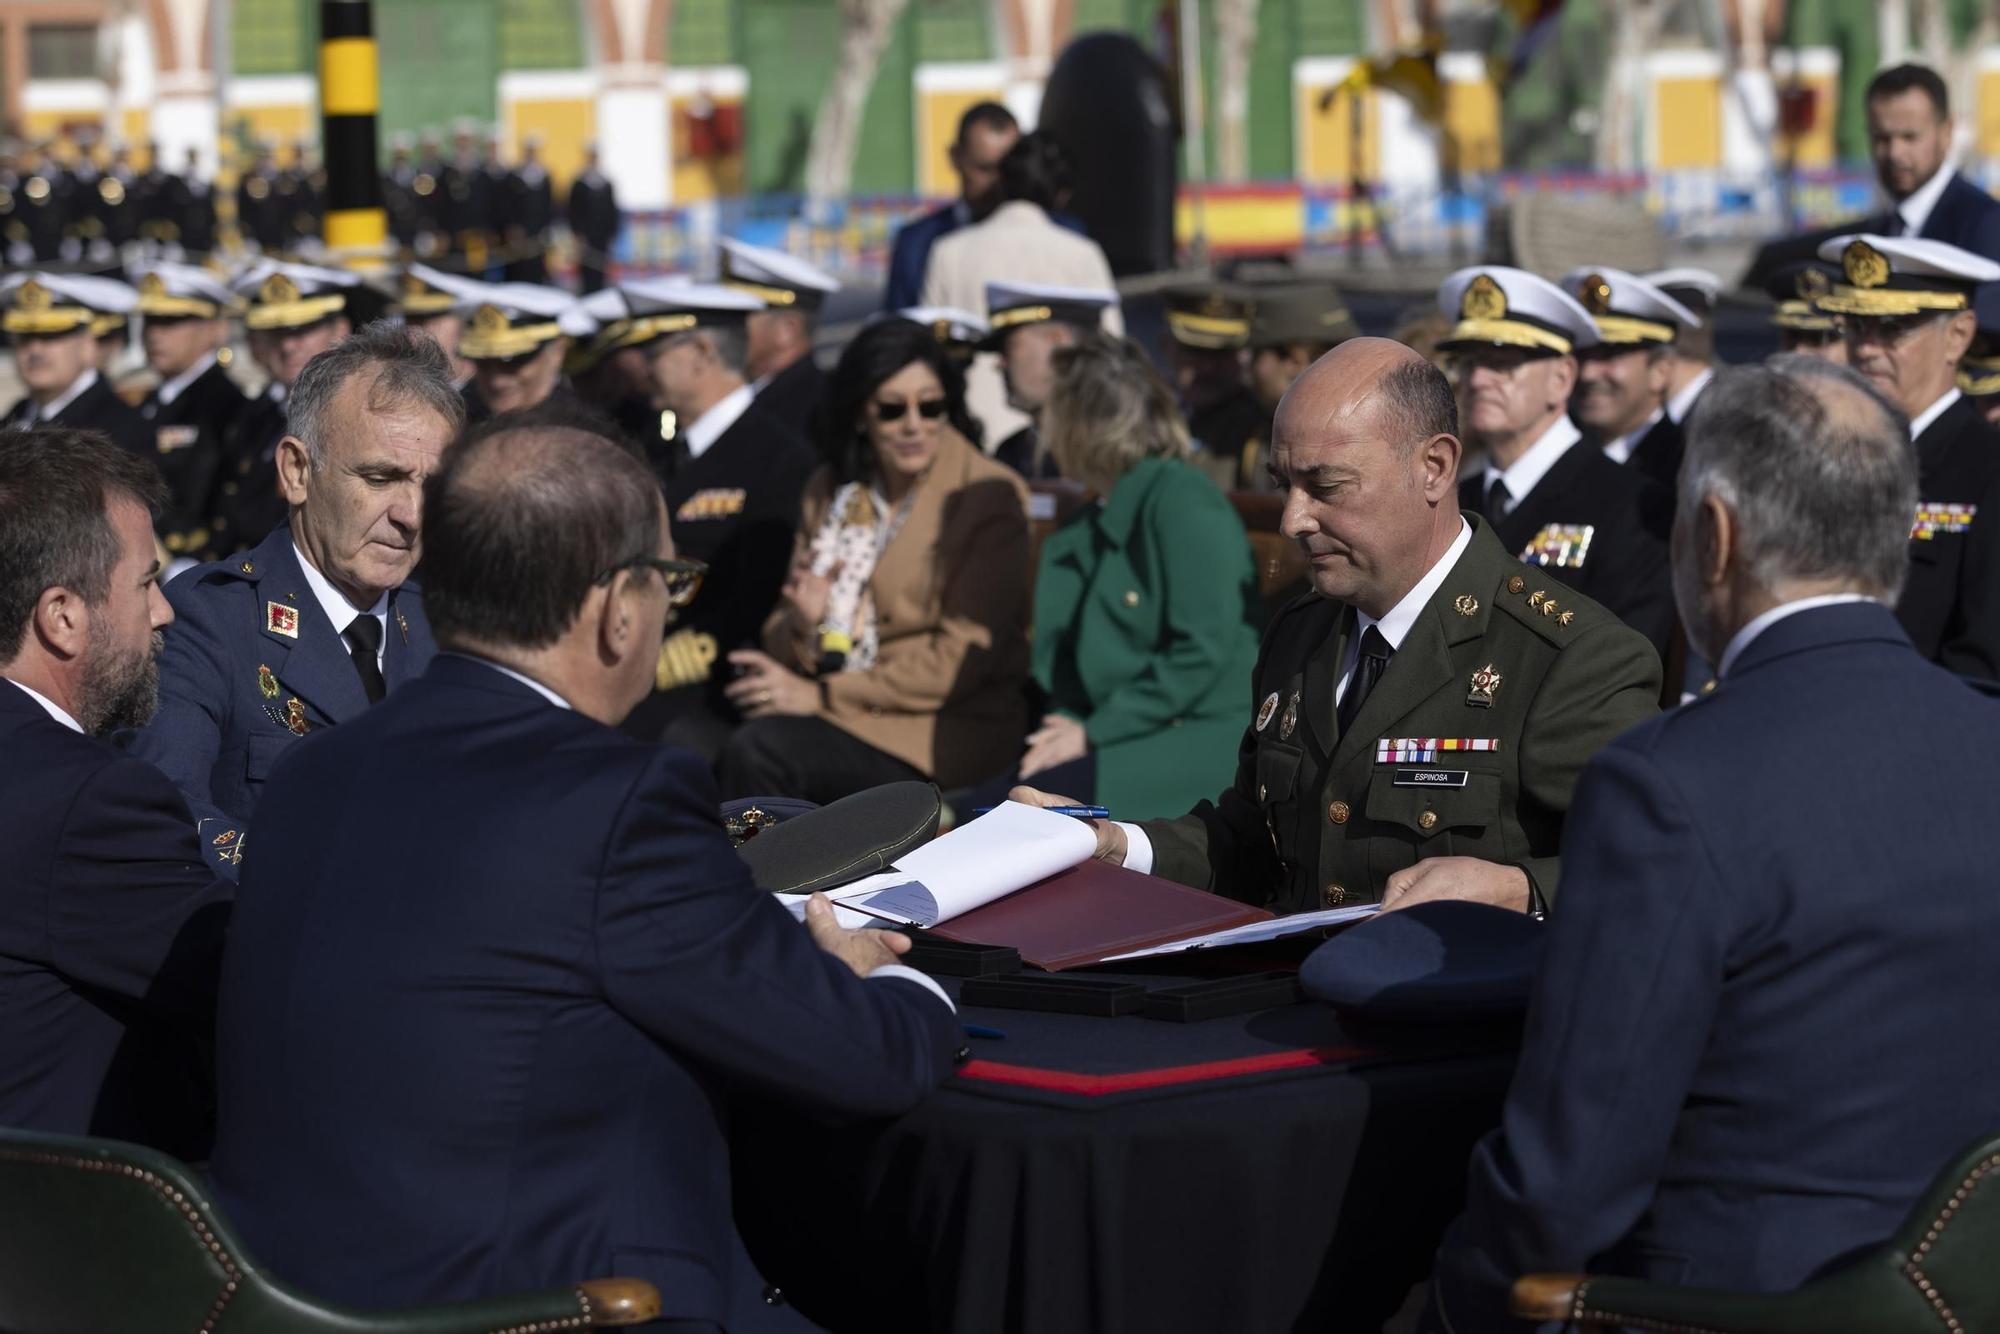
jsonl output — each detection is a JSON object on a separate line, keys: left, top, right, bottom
{"left": 957, "top": 1045, "right": 1377, "bottom": 1096}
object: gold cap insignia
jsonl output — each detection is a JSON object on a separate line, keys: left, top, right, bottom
{"left": 259, "top": 273, "right": 300, "bottom": 306}
{"left": 470, "top": 303, "right": 510, "bottom": 335}
{"left": 1461, "top": 274, "right": 1506, "bottom": 321}
{"left": 17, "top": 279, "right": 50, "bottom": 311}
{"left": 1578, "top": 273, "right": 1613, "bottom": 315}
{"left": 1796, "top": 267, "right": 1832, "bottom": 301}
{"left": 1844, "top": 241, "right": 1890, "bottom": 291}
{"left": 139, "top": 273, "right": 167, "bottom": 299}
{"left": 401, "top": 272, "right": 430, "bottom": 299}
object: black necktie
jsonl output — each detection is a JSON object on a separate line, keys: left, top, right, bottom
{"left": 344, "top": 616, "right": 386, "bottom": 705}
{"left": 1485, "top": 476, "right": 1511, "bottom": 521}
{"left": 1337, "top": 625, "right": 1393, "bottom": 736}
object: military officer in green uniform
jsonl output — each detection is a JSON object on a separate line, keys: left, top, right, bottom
{"left": 1017, "top": 337, "right": 1661, "bottom": 915}
{"left": 1162, "top": 283, "right": 1266, "bottom": 491}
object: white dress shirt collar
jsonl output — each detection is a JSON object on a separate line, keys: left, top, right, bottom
{"left": 1898, "top": 159, "right": 1956, "bottom": 238}
{"left": 1482, "top": 414, "right": 1580, "bottom": 516}
{"left": 1357, "top": 517, "right": 1474, "bottom": 653}
{"left": 32, "top": 368, "right": 99, "bottom": 423}
{"left": 5, "top": 677, "right": 82, "bottom": 732}
{"left": 155, "top": 353, "right": 218, "bottom": 408}
{"left": 1910, "top": 387, "right": 1962, "bottom": 441}
{"left": 1716, "top": 594, "right": 1880, "bottom": 679}
{"left": 1335, "top": 518, "right": 1475, "bottom": 709}
{"left": 1601, "top": 408, "right": 1664, "bottom": 465}
{"left": 447, "top": 652, "right": 573, "bottom": 710}
{"left": 293, "top": 542, "right": 389, "bottom": 664}
{"left": 682, "top": 383, "right": 756, "bottom": 461}
{"left": 1665, "top": 367, "right": 1714, "bottom": 424}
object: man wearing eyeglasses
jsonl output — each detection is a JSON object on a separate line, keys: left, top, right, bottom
{"left": 1818, "top": 233, "right": 2000, "bottom": 679}
{"left": 128, "top": 325, "right": 463, "bottom": 829}
{"left": 209, "top": 419, "right": 962, "bottom": 1334}
{"left": 612, "top": 279, "right": 817, "bottom": 756}
{"left": 1444, "top": 266, "right": 1675, "bottom": 658}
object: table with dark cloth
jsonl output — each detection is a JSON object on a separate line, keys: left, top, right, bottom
{"left": 733, "top": 961, "right": 1520, "bottom": 1334}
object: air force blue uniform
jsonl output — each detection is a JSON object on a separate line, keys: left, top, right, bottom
{"left": 129, "top": 523, "right": 434, "bottom": 826}
{"left": 210, "top": 655, "right": 962, "bottom": 1325}
{"left": 1428, "top": 603, "right": 2000, "bottom": 1330}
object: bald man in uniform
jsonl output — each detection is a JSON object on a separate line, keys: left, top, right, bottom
{"left": 1018, "top": 339, "right": 1660, "bottom": 915}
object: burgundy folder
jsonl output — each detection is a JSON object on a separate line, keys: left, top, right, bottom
{"left": 932, "top": 860, "right": 1271, "bottom": 971}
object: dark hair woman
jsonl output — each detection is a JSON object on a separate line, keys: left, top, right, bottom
{"left": 717, "top": 318, "right": 1031, "bottom": 803}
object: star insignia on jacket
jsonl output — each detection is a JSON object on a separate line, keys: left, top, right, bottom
{"left": 1467, "top": 664, "right": 1502, "bottom": 708}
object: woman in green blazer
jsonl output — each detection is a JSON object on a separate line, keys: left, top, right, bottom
{"left": 1009, "top": 335, "right": 1261, "bottom": 820}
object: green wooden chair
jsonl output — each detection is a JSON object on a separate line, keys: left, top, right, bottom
{"left": 1512, "top": 1129, "right": 2000, "bottom": 1332}
{"left": 0, "top": 1128, "right": 660, "bottom": 1333}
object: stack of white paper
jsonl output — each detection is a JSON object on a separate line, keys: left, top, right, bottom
{"left": 778, "top": 801, "right": 1099, "bottom": 929}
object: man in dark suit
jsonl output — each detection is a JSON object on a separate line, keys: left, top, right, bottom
{"left": 130, "top": 325, "right": 462, "bottom": 827}
{"left": 883, "top": 101, "right": 1018, "bottom": 311}
{"left": 0, "top": 430, "right": 232, "bottom": 1158}
{"left": 1426, "top": 357, "right": 2000, "bottom": 1332}
{"left": 1816, "top": 233, "right": 2000, "bottom": 681}
{"left": 505, "top": 135, "right": 555, "bottom": 283}
{"left": 564, "top": 144, "right": 620, "bottom": 294}
{"left": 135, "top": 265, "right": 246, "bottom": 564}
{"left": 1018, "top": 340, "right": 1661, "bottom": 917}
{"left": 1, "top": 274, "right": 149, "bottom": 457}
{"left": 177, "top": 148, "right": 217, "bottom": 257}
{"left": 1443, "top": 266, "right": 1676, "bottom": 657}
{"left": 210, "top": 419, "right": 962, "bottom": 1330}
{"left": 614, "top": 280, "right": 816, "bottom": 756}
{"left": 721, "top": 236, "right": 836, "bottom": 442}
{"left": 1746, "top": 63, "right": 2000, "bottom": 288}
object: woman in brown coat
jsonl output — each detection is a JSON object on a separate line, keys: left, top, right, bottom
{"left": 718, "top": 318, "right": 1031, "bottom": 802}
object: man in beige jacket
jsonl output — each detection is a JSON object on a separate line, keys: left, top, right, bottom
{"left": 920, "top": 131, "right": 1122, "bottom": 452}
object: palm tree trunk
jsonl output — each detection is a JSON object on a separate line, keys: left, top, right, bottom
{"left": 804, "top": 0, "right": 913, "bottom": 207}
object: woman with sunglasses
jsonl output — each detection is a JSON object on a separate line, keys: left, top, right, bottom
{"left": 717, "top": 318, "right": 1032, "bottom": 803}
{"left": 972, "top": 333, "right": 1259, "bottom": 819}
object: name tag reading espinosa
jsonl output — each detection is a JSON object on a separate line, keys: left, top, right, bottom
{"left": 1378, "top": 739, "right": 1496, "bottom": 787}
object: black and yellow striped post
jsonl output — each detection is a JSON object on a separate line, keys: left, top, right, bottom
{"left": 318, "top": 0, "right": 386, "bottom": 254}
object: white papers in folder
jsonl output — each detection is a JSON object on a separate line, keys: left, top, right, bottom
{"left": 775, "top": 801, "right": 1098, "bottom": 930}
{"left": 1098, "top": 903, "right": 1382, "bottom": 962}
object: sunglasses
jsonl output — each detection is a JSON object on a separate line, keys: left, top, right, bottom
{"left": 597, "top": 555, "right": 706, "bottom": 608}
{"left": 872, "top": 398, "right": 948, "bottom": 423}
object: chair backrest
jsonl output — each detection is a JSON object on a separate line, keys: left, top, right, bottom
{"left": 0, "top": 1128, "right": 249, "bottom": 1334}
{"left": 1229, "top": 491, "right": 1308, "bottom": 621}
{"left": 1886, "top": 1128, "right": 2000, "bottom": 1332}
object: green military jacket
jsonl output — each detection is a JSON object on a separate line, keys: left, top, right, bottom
{"left": 1032, "top": 456, "right": 1261, "bottom": 819}
{"left": 1142, "top": 515, "right": 1661, "bottom": 913}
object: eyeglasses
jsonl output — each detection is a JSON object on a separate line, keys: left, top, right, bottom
{"left": 1838, "top": 313, "right": 1945, "bottom": 345}
{"left": 596, "top": 555, "right": 706, "bottom": 607}
{"left": 872, "top": 398, "right": 949, "bottom": 423}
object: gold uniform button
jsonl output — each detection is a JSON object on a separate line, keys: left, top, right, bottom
{"left": 1328, "top": 800, "right": 1350, "bottom": 824}
{"left": 1418, "top": 810, "right": 1438, "bottom": 831}
{"left": 1123, "top": 589, "right": 1140, "bottom": 607}
{"left": 1322, "top": 883, "right": 1346, "bottom": 907}
{"left": 1507, "top": 575, "right": 1526, "bottom": 594}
